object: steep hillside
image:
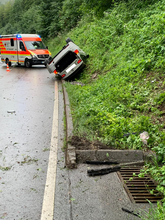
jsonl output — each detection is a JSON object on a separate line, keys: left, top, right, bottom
{"left": 48, "top": 1, "right": 165, "bottom": 216}
{"left": 49, "top": 0, "right": 165, "bottom": 150}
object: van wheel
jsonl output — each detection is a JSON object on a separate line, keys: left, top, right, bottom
{"left": 6, "top": 59, "right": 11, "bottom": 67}
{"left": 25, "top": 59, "right": 32, "bottom": 68}
{"left": 66, "top": 38, "right": 73, "bottom": 43}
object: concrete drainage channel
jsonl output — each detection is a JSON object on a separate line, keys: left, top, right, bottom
{"left": 62, "top": 80, "right": 163, "bottom": 204}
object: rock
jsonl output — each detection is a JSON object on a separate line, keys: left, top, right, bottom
{"left": 92, "top": 73, "right": 97, "bottom": 79}
{"left": 70, "top": 81, "right": 85, "bottom": 86}
{"left": 140, "top": 131, "right": 149, "bottom": 145}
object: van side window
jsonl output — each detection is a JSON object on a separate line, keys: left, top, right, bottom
{"left": 10, "top": 39, "right": 14, "bottom": 47}
{"left": 20, "top": 41, "right": 25, "bottom": 51}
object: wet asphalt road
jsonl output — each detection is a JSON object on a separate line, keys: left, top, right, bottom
{"left": 0, "top": 61, "right": 150, "bottom": 220}
{"left": 0, "top": 61, "right": 56, "bottom": 219}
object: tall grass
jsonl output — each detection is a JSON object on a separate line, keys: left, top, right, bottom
{"left": 48, "top": 1, "right": 165, "bottom": 217}
{"left": 47, "top": 0, "right": 165, "bottom": 148}
{"left": 49, "top": 0, "right": 165, "bottom": 148}
{"left": 140, "top": 201, "right": 165, "bottom": 220}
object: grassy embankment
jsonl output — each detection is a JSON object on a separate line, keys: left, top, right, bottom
{"left": 48, "top": 1, "right": 165, "bottom": 218}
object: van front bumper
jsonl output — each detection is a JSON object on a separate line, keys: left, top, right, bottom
{"left": 32, "top": 59, "right": 46, "bottom": 65}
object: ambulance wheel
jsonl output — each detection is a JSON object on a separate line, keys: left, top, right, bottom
{"left": 25, "top": 59, "right": 32, "bottom": 68}
{"left": 6, "top": 59, "right": 11, "bottom": 67}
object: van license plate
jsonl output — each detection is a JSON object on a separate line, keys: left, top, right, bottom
{"left": 66, "top": 64, "right": 76, "bottom": 73}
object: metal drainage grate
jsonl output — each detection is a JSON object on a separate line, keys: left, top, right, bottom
{"left": 117, "top": 166, "right": 163, "bottom": 203}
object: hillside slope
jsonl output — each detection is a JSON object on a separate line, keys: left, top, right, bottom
{"left": 49, "top": 0, "right": 165, "bottom": 149}
{"left": 48, "top": 1, "right": 165, "bottom": 215}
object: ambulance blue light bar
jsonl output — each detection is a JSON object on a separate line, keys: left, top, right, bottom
{"left": 16, "top": 34, "right": 22, "bottom": 39}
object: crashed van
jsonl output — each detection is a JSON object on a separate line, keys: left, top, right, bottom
{"left": 0, "top": 34, "right": 51, "bottom": 67}
{"left": 46, "top": 38, "right": 89, "bottom": 80}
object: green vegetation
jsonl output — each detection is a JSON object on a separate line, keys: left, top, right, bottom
{"left": 42, "top": 147, "right": 50, "bottom": 152}
{"left": 0, "top": 165, "right": 11, "bottom": 171}
{"left": 20, "top": 155, "right": 38, "bottom": 165}
{"left": 1, "top": 0, "right": 165, "bottom": 218}
{"left": 0, "top": 0, "right": 84, "bottom": 37}
{"left": 48, "top": 0, "right": 165, "bottom": 217}
{"left": 141, "top": 201, "right": 165, "bottom": 220}
{"left": 0, "top": 0, "right": 12, "bottom": 5}
{"left": 61, "top": 0, "right": 165, "bottom": 150}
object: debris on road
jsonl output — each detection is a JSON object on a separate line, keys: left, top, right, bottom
{"left": 86, "top": 160, "right": 119, "bottom": 165}
{"left": 122, "top": 207, "right": 141, "bottom": 218}
{"left": 87, "top": 166, "right": 121, "bottom": 176}
{"left": 7, "top": 110, "right": 16, "bottom": 114}
{"left": 70, "top": 81, "right": 85, "bottom": 86}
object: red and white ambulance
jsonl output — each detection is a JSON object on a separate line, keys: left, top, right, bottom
{"left": 0, "top": 34, "right": 51, "bottom": 67}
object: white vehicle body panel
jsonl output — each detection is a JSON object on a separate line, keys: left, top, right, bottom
{"left": 46, "top": 41, "right": 88, "bottom": 80}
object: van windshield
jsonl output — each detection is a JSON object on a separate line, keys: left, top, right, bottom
{"left": 24, "top": 41, "right": 46, "bottom": 50}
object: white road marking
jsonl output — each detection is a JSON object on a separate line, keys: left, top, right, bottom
{"left": 41, "top": 80, "right": 58, "bottom": 220}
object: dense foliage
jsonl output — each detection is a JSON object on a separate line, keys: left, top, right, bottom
{"left": 0, "top": 0, "right": 99, "bottom": 37}
{"left": 63, "top": 0, "right": 165, "bottom": 150}
{"left": 1, "top": 0, "right": 152, "bottom": 37}
{"left": 1, "top": 0, "right": 165, "bottom": 218}
{"left": 48, "top": 0, "right": 165, "bottom": 218}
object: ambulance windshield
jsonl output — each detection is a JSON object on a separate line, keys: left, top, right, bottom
{"left": 24, "top": 41, "right": 46, "bottom": 50}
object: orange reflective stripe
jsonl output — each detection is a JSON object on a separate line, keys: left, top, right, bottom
{"left": 1, "top": 51, "right": 17, "bottom": 55}
{"left": 10, "top": 60, "right": 24, "bottom": 63}
{"left": 1, "top": 38, "right": 17, "bottom": 41}
{"left": 21, "top": 37, "right": 41, "bottom": 41}
{"left": 0, "top": 41, "right": 6, "bottom": 50}
{"left": 1, "top": 50, "right": 31, "bottom": 55}
{"left": 18, "top": 51, "right": 31, "bottom": 55}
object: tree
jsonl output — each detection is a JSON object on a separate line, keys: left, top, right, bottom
{"left": 59, "top": 0, "right": 83, "bottom": 32}
{"left": 39, "top": 0, "right": 64, "bottom": 38}
{"left": 82, "top": 0, "right": 117, "bottom": 17}
{"left": 0, "top": 5, "right": 5, "bottom": 28}
{"left": 21, "top": 6, "right": 42, "bottom": 34}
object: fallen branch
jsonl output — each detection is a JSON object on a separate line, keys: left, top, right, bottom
{"left": 87, "top": 166, "right": 121, "bottom": 176}
{"left": 86, "top": 161, "right": 119, "bottom": 165}
{"left": 122, "top": 208, "right": 141, "bottom": 218}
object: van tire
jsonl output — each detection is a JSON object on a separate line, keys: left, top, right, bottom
{"left": 6, "top": 58, "right": 11, "bottom": 67}
{"left": 66, "top": 38, "right": 73, "bottom": 43}
{"left": 25, "top": 59, "right": 32, "bottom": 68}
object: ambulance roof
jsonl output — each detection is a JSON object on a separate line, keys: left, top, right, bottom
{"left": 0, "top": 34, "right": 41, "bottom": 39}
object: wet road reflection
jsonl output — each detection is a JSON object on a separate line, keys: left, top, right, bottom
{"left": 0, "top": 61, "right": 56, "bottom": 219}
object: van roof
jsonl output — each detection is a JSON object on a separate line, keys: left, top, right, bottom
{"left": 0, "top": 34, "right": 41, "bottom": 39}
